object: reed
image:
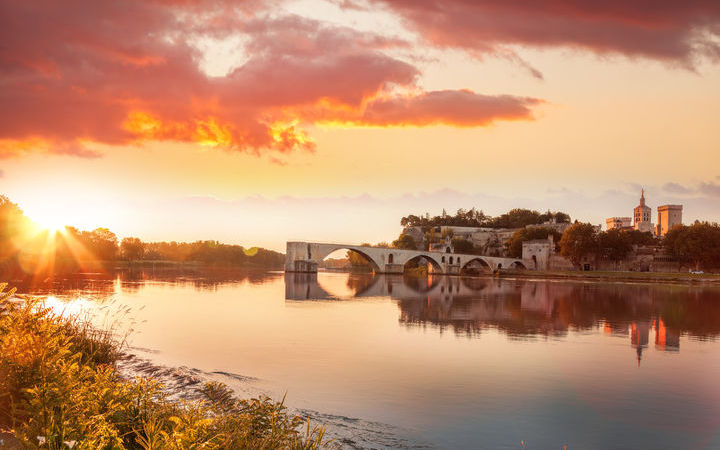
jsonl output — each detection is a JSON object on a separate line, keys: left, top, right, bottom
{"left": 0, "top": 283, "right": 330, "bottom": 449}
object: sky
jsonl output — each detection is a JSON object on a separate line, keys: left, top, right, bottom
{"left": 1, "top": 0, "right": 719, "bottom": 251}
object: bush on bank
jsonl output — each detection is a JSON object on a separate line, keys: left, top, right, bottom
{"left": 0, "top": 283, "right": 328, "bottom": 449}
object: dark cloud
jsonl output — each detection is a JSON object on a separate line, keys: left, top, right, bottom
{"left": 699, "top": 182, "right": 720, "bottom": 197}
{"left": 662, "top": 182, "right": 695, "bottom": 195}
{"left": 370, "top": 0, "right": 720, "bottom": 71}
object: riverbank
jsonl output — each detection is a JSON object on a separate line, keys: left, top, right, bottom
{"left": 0, "top": 283, "right": 328, "bottom": 449}
{"left": 496, "top": 269, "right": 720, "bottom": 284}
{"left": 322, "top": 267, "right": 720, "bottom": 285}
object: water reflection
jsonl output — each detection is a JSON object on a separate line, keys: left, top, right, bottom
{"left": 8, "top": 270, "right": 720, "bottom": 448}
{"left": 10, "top": 268, "right": 282, "bottom": 298}
{"left": 286, "top": 273, "right": 720, "bottom": 363}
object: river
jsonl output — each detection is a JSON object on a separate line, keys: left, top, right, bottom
{"left": 13, "top": 270, "right": 720, "bottom": 449}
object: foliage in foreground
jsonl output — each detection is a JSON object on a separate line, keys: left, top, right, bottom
{"left": 0, "top": 283, "right": 328, "bottom": 449}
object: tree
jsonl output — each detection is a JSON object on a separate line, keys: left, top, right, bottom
{"left": 87, "top": 228, "right": 119, "bottom": 261}
{"left": 347, "top": 244, "right": 374, "bottom": 272}
{"left": 392, "top": 234, "right": 417, "bottom": 250}
{"left": 451, "top": 237, "right": 478, "bottom": 254}
{"left": 663, "top": 222, "right": 720, "bottom": 270}
{"left": 0, "top": 196, "right": 31, "bottom": 261}
{"left": 424, "top": 228, "right": 441, "bottom": 249}
{"left": 597, "top": 229, "right": 633, "bottom": 262}
{"left": 559, "top": 223, "right": 599, "bottom": 267}
{"left": 626, "top": 229, "right": 657, "bottom": 246}
{"left": 120, "top": 237, "right": 145, "bottom": 261}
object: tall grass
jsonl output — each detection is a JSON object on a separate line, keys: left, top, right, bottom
{"left": 0, "top": 283, "right": 329, "bottom": 449}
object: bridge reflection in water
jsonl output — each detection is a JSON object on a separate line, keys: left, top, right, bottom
{"left": 286, "top": 272, "right": 720, "bottom": 365}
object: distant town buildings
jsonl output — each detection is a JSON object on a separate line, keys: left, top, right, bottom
{"left": 656, "top": 204, "right": 683, "bottom": 237}
{"left": 606, "top": 217, "right": 632, "bottom": 230}
{"left": 606, "top": 189, "right": 682, "bottom": 237}
{"left": 404, "top": 220, "right": 572, "bottom": 257}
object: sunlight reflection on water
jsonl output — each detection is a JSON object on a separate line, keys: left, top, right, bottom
{"left": 17, "top": 270, "right": 720, "bottom": 450}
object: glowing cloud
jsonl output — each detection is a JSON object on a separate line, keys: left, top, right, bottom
{"left": 0, "top": 0, "right": 543, "bottom": 159}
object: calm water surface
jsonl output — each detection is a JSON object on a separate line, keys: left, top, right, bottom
{"left": 16, "top": 270, "right": 720, "bottom": 449}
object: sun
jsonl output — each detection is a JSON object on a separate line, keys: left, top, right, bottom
{"left": 44, "top": 221, "right": 66, "bottom": 233}
{"left": 29, "top": 212, "right": 67, "bottom": 234}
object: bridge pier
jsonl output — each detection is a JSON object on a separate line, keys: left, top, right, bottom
{"left": 444, "top": 264, "right": 461, "bottom": 275}
{"left": 290, "top": 260, "right": 318, "bottom": 273}
{"left": 384, "top": 264, "right": 404, "bottom": 274}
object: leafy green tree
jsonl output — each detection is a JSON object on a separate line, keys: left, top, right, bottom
{"left": 347, "top": 244, "right": 374, "bottom": 271}
{"left": 451, "top": 237, "right": 478, "bottom": 254}
{"left": 392, "top": 234, "right": 417, "bottom": 250}
{"left": 626, "top": 229, "right": 657, "bottom": 246}
{"left": 663, "top": 222, "right": 720, "bottom": 270}
{"left": 88, "top": 228, "right": 119, "bottom": 261}
{"left": 120, "top": 237, "right": 145, "bottom": 261}
{"left": 400, "top": 214, "right": 422, "bottom": 227}
{"left": 399, "top": 207, "right": 567, "bottom": 230}
{"left": 0, "top": 196, "right": 31, "bottom": 265}
{"left": 597, "top": 229, "right": 633, "bottom": 262}
{"left": 486, "top": 209, "right": 541, "bottom": 228}
{"left": 424, "top": 228, "right": 442, "bottom": 250}
{"left": 559, "top": 223, "right": 599, "bottom": 267}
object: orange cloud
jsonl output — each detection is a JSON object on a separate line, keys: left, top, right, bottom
{"left": 309, "top": 90, "right": 542, "bottom": 127}
{"left": 0, "top": 0, "right": 543, "bottom": 159}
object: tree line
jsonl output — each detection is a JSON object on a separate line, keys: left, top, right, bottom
{"left": 400, "top": 208, "right": 571, "bottom": 229}
{"left": 558, "top": 221, "right": 720, "bottom": 271}
{"left": 0, "top": 195, "right": 284, "bottom": 275}
{"left": 119, "top": 238, "right": 284, "bottom": 268}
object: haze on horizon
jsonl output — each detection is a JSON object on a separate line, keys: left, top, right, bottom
{"left": 1, "top": 0, "right": 719, "bottom": 252}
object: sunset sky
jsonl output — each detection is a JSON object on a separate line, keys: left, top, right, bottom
{"left": 1, "top": 0, "right": 719, "bottom": 251}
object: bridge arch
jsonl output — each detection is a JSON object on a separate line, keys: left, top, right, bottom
{"left": 509, "top": 261, "right": 527, "bottom": 270}
{"left": 403, "top": 254, "right": 443, "bottom": 274}
{"left": 461, "top": 257, "right": 493, "bottom": 274}
{"left": 316, "top": 246, "right": 382, "bottom": 273}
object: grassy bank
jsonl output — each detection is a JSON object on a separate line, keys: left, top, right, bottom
{"left": 497, "top": 270, "right": 720, "bottom": 284}
{"left": 0, "top": 283, "right": 328, "bottom": 449}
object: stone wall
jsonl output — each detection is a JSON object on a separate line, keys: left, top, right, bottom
{"left": 522, "top": 240, "right": 552, "bottom": 270}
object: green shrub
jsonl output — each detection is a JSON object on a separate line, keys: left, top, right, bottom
{"left": 0, "top": 283, "right": 329, "bottom": 449}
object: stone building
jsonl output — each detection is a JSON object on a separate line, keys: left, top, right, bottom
{"left": 606, "top": 217, "right": 632, "bottom": 230}
{"left": 633, "top": 189, "right": 655, "bottom": 234}
{"left": 656, "top": 204, "right": 682, "bottom": 237}
{"left": 522, "top": 238, "right": 552, "bottom": 270}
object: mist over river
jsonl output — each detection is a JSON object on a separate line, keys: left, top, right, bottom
{"left": 16, "top": 270, "right": 720, "bottom": 449}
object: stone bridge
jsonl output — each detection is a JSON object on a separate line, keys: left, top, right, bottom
{"left": 285, "top": 241, "right": 527, "bottom": 275}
